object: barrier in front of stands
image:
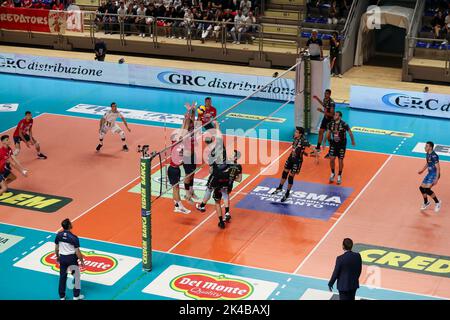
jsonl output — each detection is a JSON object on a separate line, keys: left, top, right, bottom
{"left": 350, "top": 85, "right": 450, "bottom": 119}
{"left": 0, "top": 51, "right": 295, "bottom": 101}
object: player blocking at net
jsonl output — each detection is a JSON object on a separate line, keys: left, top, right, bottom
{"left": 96, "top": 102, "right": 131, "bottom": 152}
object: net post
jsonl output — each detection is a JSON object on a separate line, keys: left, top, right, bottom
{"left": 139, "top": 145, "right": 152, "bottom": 272}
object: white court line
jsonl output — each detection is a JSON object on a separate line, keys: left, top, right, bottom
{"left": 293, "top": 154, "right": 394, "bottom": 274}
{"left": 166, "top": 145, "right": 292, "bottom": 253}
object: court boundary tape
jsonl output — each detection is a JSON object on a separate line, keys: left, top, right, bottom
{"left": 0, "top": 219, "right": 446, "bottom": 300}
{"left": 292, "top": 155, "right": 394, "bottom": 274}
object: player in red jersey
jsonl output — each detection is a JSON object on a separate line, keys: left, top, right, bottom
{"left": 13, "top": 111, "right": 47, "bottom": 159}
{"left": 0, "top": 135, "right": 29, "bottom": 196}
{"left": 197, "top": 97, "right": 217, "bottom": 131}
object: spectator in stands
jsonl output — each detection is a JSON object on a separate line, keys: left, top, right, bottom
{"left": 13, "top": 0, "right": 21, "bottom": 7}
{"left": 337, "top": 0, "right": 351, "bottom": 23}
{"left": 445, "top": 11, "right": 450, "bottom": 40}
{"left": 231, "top": 10, "right": 246, "bottom": 44}
{"left": 1, "top": 0, "right": 15, "bottom": 7}
{"left": 136, "top": 2, "right": 147, "bottom": 37}
{"left": 52, "top": 0, "right": 64, "bottom": 10}
{"left": 104, "top": 0, "right": 118, "bottom": 35}
{"left": 145, "top": 3, "right": 156, "bottom": 38}
{"left": 330, "top": 31, "right": 342, "bottom": 77}
{"left": 222, "top": 8, "right": 234, "bottom": 38}
{"left": 212, "top": 0, "right": 222, "bottom": 11}
{"left": 180, "top": 8, "right": 195, "bottom": 39}
{"left": 423, "top": 86, "right": 429, "bottom": 93}
{"left": 22, "top": 0, "right": 32, "bottom": 8}
{"left": 172, "top": 5, "right": 185, "bottom": 39}
{"left": 306, "top": 29, "right": 323, "bottom": 60}
{"left": 95, "top": 1, "right": 108, "bottom": 32}
{"left": 117, "top": 2, "right": 128, "bottom": 34}
{"left": 307, "top": 0, "right": 327, "bottom": 18}
{"left": 124, "top": 2, "right": 136, "bottom": 36}
{"left": 212, "top": 9, "right": 223, "bottom": 42}
{"left": 240, "top": 0, "right": 251, "bottom": 16}
{"left": 225, "top": 0, "right": 239, "bottom": 13}
{"left": 246, "top": 11, "right": 258, "bottom": 41}
{"left": 94, "top": 38, "right": 107, "bottom": 61}
{"left": 199, "top": 9, "right": 214, "bottom": 43}
{"left": 431, "top": 10, "right": 446, "bottom": 40}
{"left": 328, "top": 1, "right": 338, "bottom": 25}
{"left": 162, "top": 5, "right": 175, "bottom": 38}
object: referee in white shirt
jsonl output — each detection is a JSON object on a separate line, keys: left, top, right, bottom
{"left": 55, "top": 218, "right": 85, "bottom": 300}
{"left": 306, "top": 29, "right": 323, "bottom": 60}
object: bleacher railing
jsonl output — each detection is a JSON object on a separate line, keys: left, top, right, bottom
{"left": 402, "top": 0, "right": 426, "bottom": 81}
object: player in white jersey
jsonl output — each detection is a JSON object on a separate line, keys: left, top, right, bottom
{"left": 96, "top": 102, "right": 131, "bottom": 152}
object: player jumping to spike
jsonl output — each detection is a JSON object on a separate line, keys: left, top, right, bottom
{"left": 168, "top": 130, "right": 191, "bottom": 214}
{"left": 326, "top": 111, "right": 355, "bottom": 185}
{"left": 314, "top": 89, "right": 335, "bottom": 158}
{"left": 418, "top": 141, "right": 441, "bottom": 213}
{"left": 182, "top": 102, "right": 199, "bottom": 203}
{"left": 197, "top": 97, "right": 217, "bottom": 131}
{"left": 13, "top": 111, "right": 47, "bottom": 159}
{"left": 96, "top": 102, "right": 131, "bottom": 152}
{"left": 0, "top": 135, "right": 29, "bottom": 196}
{"left": 271, "top": 127, "right": 316, "bottom": 202}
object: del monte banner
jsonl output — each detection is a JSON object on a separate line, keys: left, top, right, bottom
{"left": 0, "top": 52, "right": 295, "bottom": 101}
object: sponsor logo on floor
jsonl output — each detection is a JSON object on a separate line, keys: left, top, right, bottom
{"left": 235, "top": 178, "right": 353, "bottom": 221}
{"left": 412, "top": 142, "right": 450, "bottom": 157}
{"left": 299, "top": 288, "right": 371, "bottom": 300}
{"left": 67, "top": 104, "right": 184, "bottom": 125}
{"left": 128, "top": 166, "right": 249, "bottom": 204}
{"left": 0, "top": 189, "right": 72, "bottom": 213}
{"left": 142, "top": 265, "right": 278, "bottom": 300}
{"left": 14, "top": 242, "right": 141, "bottom": 285}
{"left": 226, "top": 113, "right": 286, "bottom": 123}
{"left": 354, "top": 243, "right": 450, "bottom": 278}
{"left": 0, "top": 103, "right": 19, "bottom": 112}
{"left": 0, "top": 232, "right": 24, "bottom": 253}
{"left": 351, "top": 126, "right": 413, "bottom": 138}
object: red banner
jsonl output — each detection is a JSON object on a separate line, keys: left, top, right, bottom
{"left": 0, "top": 7, "right": 83, "bottom": 33}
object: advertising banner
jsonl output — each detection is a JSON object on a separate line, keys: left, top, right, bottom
{"left": 350, "top": 85, "right": 450, "bottom": 119}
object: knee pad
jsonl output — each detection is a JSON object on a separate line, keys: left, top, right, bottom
{"left": 425, "top": 188, "right": 434, "bottom": 196}
{"left": 190, "top": 179, "right": 194, "bottom": 187}
{"left": 184, "top": 183, "right": 190, "bottom": 191}
{"left": 282, "top": 171, "right": 288, "bottom": 180}
{"left": 288, "top": 175, "right": 294, "bottom": 185}
{"left": 419, "top": 186, "right": 426, "bottom": 193}
{"left": 119, "top": 131, "right": 126, "bottom": 140}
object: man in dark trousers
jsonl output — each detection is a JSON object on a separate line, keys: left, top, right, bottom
{"left": 55, "top": 218, "right": 85, "bottom": 300}
{"left": 94, "top": 38, "right": 107, "bottom": 61}
{"left": 328, "top": 238, "right": 362, "bottom": 300}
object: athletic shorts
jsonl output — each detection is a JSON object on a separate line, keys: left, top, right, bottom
{"left": 167, "top": 166, "right": 181, "bottom": 186}
{"left": 101, "top": 124, "right": 123, "bottom": 135}
{"left": 320, "top": 117, "right": 332, "bottom": 130}
{"left": 213, "top": 187, "right": 227, "bottom": 202}
{"left": 329, "top": 143, "right": 346, "bottom": 159}
{"left": 0, "top": 168, "right": 11, "bottom": 182}
{"left": 183, "top": 163, "right": 197, "bottom": 176}
{"left": 203, "top": 122, "right": 215, "bottom": 131}
{"left": 422, "top": 171, "right": 437, "bottom": 185}
{"left": 13, "top": 134, "right": 30, "bottom": 144}
{"left": 284, "top": 155, "right": 302, "bottom": 175}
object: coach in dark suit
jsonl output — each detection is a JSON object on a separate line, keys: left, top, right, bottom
{"left": 328, "top": 238, "right": 362, "bottom": 300}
